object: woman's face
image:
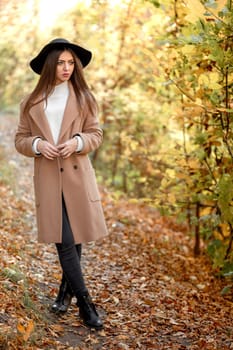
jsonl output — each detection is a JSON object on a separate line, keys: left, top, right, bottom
{"left": 56, "top": 50, "right": 75, "bottom": 85}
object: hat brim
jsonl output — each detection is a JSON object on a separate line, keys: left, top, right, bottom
{"left": 30, "top": 40, "right": 92, "bottom": 74}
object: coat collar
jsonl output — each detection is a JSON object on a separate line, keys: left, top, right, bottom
{"left": 58, "top": 82, "right": 77, "bottom": 142}
{"left": 30, "top": 82, "right": 78, "bottom": 144}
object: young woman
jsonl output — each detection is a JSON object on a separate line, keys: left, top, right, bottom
{"left": 15, "top": 38, "right": 108, "bottom": 329}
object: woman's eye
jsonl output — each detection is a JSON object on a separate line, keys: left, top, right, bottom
{"left": 57, "top": 61, "right": 74, "bottom": 66}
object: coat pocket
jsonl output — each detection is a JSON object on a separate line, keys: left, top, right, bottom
{"left": 85, "top": 169, "right": 101, "bottom": 202}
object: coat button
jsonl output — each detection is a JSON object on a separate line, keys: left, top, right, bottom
{"left": 60, "top": 167, "right": 64, "bottom": 172}
{"left": 73, "top": 165, "right": 78, "bottom": 170}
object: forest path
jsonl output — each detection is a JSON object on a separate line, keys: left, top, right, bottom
{"left": 0, "top": 112, "right": 232, "bottom": 349}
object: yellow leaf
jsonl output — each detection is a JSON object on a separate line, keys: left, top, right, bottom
{"left": 209, "top": 82, "right": 222, "bottom": 90}
{"left": 167, "top": 193, "right": 176, "bottom": 204}
{"left": 198, "top": 74, "right": 210, "bottom": 87}
{"left": 200, "top": 207, "right": 212, "bottom": 217}
{"left": 188, "top": 159, "right": 199, "bottom": 169}
{"left": 181, "top": 45, "right": 196, "bottom": 55}
{"left": 209, "top": 72, "right": 220, "bottom": 82}
{"left": 227, "top": 73, "right": 233, "bottom": 85}
{"left": 185, "top": 0, "right": 227, "bottom": 22}
{"left": 161, "top": 178, "right": 168, "bottom": 188}
{"left": 166, "top": 169, "right": 176, "bottom": 178}
{"left": 213, "top": 230, "right": 222, "bottom": 240}
{"left": 130, "top": 140, "right": 138, "bottom": 151}
{"left": 219, "top": 223, "right": 230, "bottom": 238}
{"left": 198, "top": 72, "right": 221, "bottom": 90}
{"left": 185, "top": 0, "right": 206, "bottom": 23}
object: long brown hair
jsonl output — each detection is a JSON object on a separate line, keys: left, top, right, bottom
{"left": 23, "top": 48, "right": 97, "bottom": 117}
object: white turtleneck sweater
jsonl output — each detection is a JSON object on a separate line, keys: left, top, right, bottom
{"left": 33, "top": 81, "right": 83, "bottom": 153}
{"left": 45, "top": 80, "right": 69, "bottom": 145}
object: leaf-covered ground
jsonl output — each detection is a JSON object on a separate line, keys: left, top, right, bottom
{"left": 0, "top": 113, "right": 232, "bottom": 349}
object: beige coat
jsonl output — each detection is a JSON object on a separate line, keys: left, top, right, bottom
{"left": 15, "top": 83, "right": 108, "bottom": 244}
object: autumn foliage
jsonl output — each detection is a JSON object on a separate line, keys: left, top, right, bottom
{"left": 153, "top": 0, "right": 233, "bottom": 279}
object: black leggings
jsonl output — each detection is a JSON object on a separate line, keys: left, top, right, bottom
{"left": 56, "top": 196, "right": 88, "bottom": 297}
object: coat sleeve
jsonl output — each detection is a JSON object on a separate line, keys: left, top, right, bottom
{"left": 74, "top": 110, "right": 103, "bottom": 155}
{"left": 15, "top": 100, "right": 41, "bottom": 158}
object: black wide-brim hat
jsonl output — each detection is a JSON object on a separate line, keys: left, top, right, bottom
{"left": 30, "top": 38, "right": 92, "bottom": 74}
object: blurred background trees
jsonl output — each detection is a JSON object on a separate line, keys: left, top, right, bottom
{"left": 0, "top": 0, "right": 232, "bottom": 279}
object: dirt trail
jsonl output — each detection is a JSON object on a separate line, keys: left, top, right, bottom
{"left": 0, "top": 112, "right": 232, "bottom": 350}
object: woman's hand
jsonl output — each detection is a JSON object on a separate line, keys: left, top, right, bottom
{"left": 37, "top": 140, "right": 60, "bottom": 160}
{"left": 57, "top": 138, "right": 77, "bottom": 159}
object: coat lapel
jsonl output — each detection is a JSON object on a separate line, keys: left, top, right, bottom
{"left": 58, "top": 83, "right": 77, "bottom": 143}
{"left": 30, "top": 100, "right": 54, "bottom": 144}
